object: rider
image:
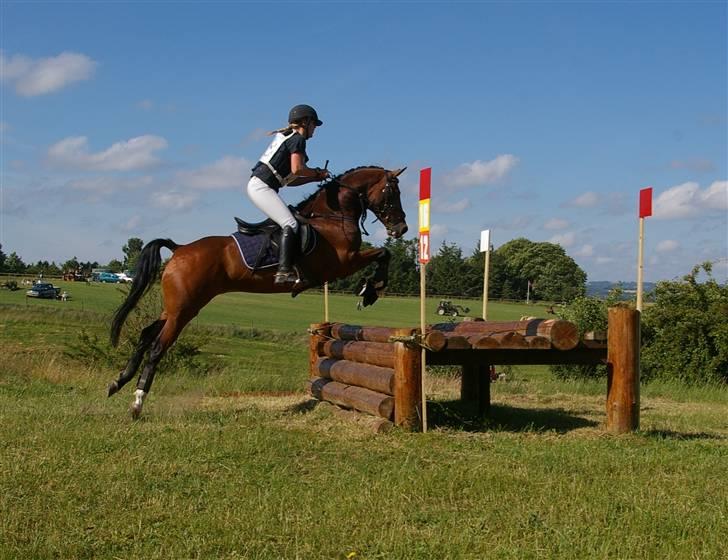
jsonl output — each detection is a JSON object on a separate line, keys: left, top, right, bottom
{"left": 247, "top": 104, "right": 330, "bottom": 284}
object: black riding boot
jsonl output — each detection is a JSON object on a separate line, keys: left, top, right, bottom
{"left": 274, "top": 226, "right": 298, "bottom": 284}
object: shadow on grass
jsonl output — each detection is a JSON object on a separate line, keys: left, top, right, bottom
{"left": 428, "top": 400, "right": 599, "bottom": 433}
{"left": 640, "top": 429, "right": 727, "bottom": 441}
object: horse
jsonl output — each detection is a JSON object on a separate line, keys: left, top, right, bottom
{"left": 107, "top": 165, "right": 408, "bottom": 418}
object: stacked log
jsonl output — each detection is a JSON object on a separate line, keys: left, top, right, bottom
{"left": 430, "top": 318, "right": 580, "bottom": 351}
{"left": 308, "top": 323, "right": 422, "bottom": 430}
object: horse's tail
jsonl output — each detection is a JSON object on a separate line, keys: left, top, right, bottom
{"left": 110, "top": 238, "right": 180, "bottom": 347}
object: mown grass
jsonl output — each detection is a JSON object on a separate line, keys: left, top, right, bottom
{"left": 1, "top": 287, "right": 727, "bottom": 559}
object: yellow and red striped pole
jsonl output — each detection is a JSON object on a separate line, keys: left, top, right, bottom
{"left": 418, "top": 168, "right": 431, "bottom": 432}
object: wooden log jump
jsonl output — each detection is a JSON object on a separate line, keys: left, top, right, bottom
{"left": 309, "top": 310, "right": 636, "bottom": 433}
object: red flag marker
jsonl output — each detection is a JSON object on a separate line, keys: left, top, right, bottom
{"left": 639, "top": 187, "right": 653, "bottom": 218}
{"left": 419, "top": 168, "right": 431, "bottom": 201}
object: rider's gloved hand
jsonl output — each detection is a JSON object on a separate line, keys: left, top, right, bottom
{"left": 316, "top": 168, "right": 330, "bottom": 180}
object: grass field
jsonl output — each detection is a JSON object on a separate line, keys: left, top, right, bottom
{"left": 1, "top": 282, "right": 726, "bottom": 559}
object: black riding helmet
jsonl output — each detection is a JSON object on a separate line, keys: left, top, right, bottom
{"left": 288, "top": 104, "right": 323, "bottom": 126}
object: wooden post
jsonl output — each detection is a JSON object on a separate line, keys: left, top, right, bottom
{"left": 419, "top": 265, "right": 428, "bottom": 432}
{"left": 606, "top": 307, "right": 640, "bottom": 433}
{"left": 482, "top": 247, "right": 490, "bottom": 320}
{"left": 461, "top": 364, "right": 491, "bottom": 416}
{"left": 393, "top": 328, "right": 422, "bottom": 431}
{"left": 324, "top": 282, "right": 329, "bottom": 321}
{"left": 636, "top": 218, "right": 645, "bottom": 311}
{"left": 309, "top": 323, "right": 331, "bottom": 379}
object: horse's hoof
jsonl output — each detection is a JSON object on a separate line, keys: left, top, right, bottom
{"left": 130, "top": 404, "right": 142, "bottom": 420}
{"left": 107, "top": 381, "right": 119, "bottom": 397}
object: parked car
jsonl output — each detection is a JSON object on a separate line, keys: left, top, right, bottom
{"left": 97, "top": 272, "right": 120, "bottom": 283}
{"left": 116, "top": 272, "right": 134, "bottom": 283}
{"left": 26, "top": 282, "right": 61, "bottom": 299}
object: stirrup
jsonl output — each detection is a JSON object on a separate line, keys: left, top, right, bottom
{"left": 274, "top": 270, "right": 297, "bottom": 284}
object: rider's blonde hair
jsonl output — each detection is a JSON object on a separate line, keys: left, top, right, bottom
{"left": 267, "top": 118, "right": 310, "bottom": 136}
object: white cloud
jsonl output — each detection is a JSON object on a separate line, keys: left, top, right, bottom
{"left": 151, "top": 190, "right": 199, "bottom": 210}
{"left": 656, "top": 240, "right": 679, "bottom": 253}
{"left": 1, "top": 51, "right": 97, "bottom": 96}
{"left": 654, "top": 180, "right": 728, "bottom": 219}
{"left": 177, "top": 156, "right": 252, "bottom": 190}
{"left": 444, "top": 154, "right": 518, "bottom": 189}
{"left": 574, "top": 244, "right": 594, "bottom": 257}
{"left": 439, "top": 199, "right": 470, "bottom": 213}
{"left": 596, "top": 256, "right": 615, "bottom": 265}
{"left": 549, "top": 231, "right": 576, "bottom": 248}
{"left": 137, "top": 99, "right": 154, "bottom": 110}
{"left": 47, "top": 135, "right": 168, "bottom": 171}
{"left": 564, "top": 191, "right": 600, "bottom": 208}
{"left": 544, "top": 218, "right": 569, "bottom": 230}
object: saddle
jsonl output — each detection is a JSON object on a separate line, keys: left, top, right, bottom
{"left": 232, "top": 208, "right": 317, "bottom": 272}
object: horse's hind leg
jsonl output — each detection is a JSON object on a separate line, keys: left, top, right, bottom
{"left": 130, "top": 315, "right": 191, "bottom": 419}
{"left": 107, "top": 319, "right": 165, "bottom": 397}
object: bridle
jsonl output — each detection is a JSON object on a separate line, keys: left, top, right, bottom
{"left": 306, "top": 172, "right": 402, "bottom": 236}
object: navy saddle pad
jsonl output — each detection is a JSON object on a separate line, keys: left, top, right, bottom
{"left": 230, "top": 226, "right": 317, "bottom": 271}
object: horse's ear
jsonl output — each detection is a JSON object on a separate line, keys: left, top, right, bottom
{"left": 392, "top": 167, "right": 407, "bottom": 177}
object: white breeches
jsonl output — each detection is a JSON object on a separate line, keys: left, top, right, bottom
{"left": 246, "top": 176, "right": 298, "bottom": 231}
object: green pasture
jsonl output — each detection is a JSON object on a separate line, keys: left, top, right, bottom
{"left": 1, "top": 283, "right": 726, "bottom": 559}
{"left": 0, "top": 278, "right": 538, "bottom": 330}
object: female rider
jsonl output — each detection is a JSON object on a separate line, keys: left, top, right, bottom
{"left": 247, "top": 104, "right": 330, "bottom": 284}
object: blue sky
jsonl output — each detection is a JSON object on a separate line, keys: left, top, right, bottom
{"left": 2, "top": 1, "right": 726, "bottom": 282}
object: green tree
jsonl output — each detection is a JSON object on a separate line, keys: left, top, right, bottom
{"left": 4, "top": 252, "right": 26, "bottom": 273}
{"left": 383, "top": 237, "right": 419, "bottom": 295}
{"left": 123, "top": 237, "right": 144, "bottom": 272}
{"left": 497, "top": 238, "right": 586, "bottom": 302}
{"left": 463, "top": 245, "right": 507, "bottom": 299}
{"left": 427, "top": 242, "right": 470, "bottom": 296}
{"left": 0, "top": 244, "right": 6, "bottom": 272}
{"left": 62, "top": 256, "right": 81, "bottom": 273}
{"left": 641, "top": 262, "right": 728, "bottom": 384}
{"left": 107, "top": 259, "right": 124, "bottom": 273}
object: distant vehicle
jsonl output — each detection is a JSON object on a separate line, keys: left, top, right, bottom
{"left": 26, "top": 282, "right": 61, "bottom": 299}
{"left": 97, "top": 272, "right": 120, "bottom": 283}
{"left": 436, "top": 300, "right": 470, "bottom": 317}
{"left": 116, "top": 272, "right": 134, "bottom": 283}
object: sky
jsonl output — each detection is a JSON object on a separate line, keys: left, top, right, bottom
{"left": 1, "top": 0, "right": 726, "bottom": 283}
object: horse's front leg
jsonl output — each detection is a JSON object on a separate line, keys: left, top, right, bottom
{"left": 352, "top": 247, "right": 390, "bottom": 307}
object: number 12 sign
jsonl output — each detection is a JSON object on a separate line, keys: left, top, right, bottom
{"left": 419, "top": 168, "right": 431, "bottom": 264}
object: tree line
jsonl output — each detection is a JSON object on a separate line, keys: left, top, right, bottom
{"left": 1, "top": 236, "right": 587, "bottom": 302}
{"left": 330, "top": 237, "right": 587, "bottom": 302}
{"left": 0, "top": 238, "right": 144, "bottom": 278}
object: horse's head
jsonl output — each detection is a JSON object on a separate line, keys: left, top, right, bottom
{"left": 339, "top": 167, "right": 408, "bottom": 238}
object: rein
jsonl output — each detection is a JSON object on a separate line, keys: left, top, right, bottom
{"left": 303, "top": 179, "right": 375, "bottom": 235}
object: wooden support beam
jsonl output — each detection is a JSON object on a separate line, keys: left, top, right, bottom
{"left": 393, "top": 327, "right": 422, "bottom": 430}
{"left": 460, "top": 364, "right": 491, "bottom": 415}
{"left": 309, "top": 323, "right": 331, "bottom": 379}
{"left": 606, "top": 307, "right": 640, "bottom": 433}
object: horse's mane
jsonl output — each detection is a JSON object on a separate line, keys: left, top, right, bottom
{"left": 294, "top": 165, "right": 385, "bottom": 211}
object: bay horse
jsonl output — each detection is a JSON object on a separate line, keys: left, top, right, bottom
{"left": 108, "top": 166, "right": 408, "bottom": 417}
